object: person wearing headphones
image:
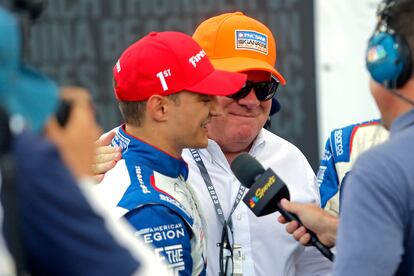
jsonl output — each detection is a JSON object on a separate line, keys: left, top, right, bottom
{"left": 280, "top": 1, "right": 414, "bottom": 275}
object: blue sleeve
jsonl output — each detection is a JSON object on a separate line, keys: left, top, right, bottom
{"left": 125, "top": 205, "right": 193, "bottom": 276}
{"left": 13, "top": 133, "right": 140, "bottom": 276}
{"left": 317, "top": 137, "right": 340, "bottom": 208}
{"left": 333, "top": 150, "right": 408, "bottom": 275}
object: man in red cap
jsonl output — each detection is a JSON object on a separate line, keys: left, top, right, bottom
{"left": 94, "top": 31, "right": 246, "bottom": 275}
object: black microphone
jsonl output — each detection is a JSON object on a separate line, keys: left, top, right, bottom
{"left": 230, "top": 153, "right": 335, "bottom": 262}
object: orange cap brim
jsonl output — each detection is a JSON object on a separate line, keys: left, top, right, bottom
{"left": 210, "top": 57, "right": 286, "bottom": 85}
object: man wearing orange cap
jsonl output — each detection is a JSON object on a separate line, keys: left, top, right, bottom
{"left": 94, "top": 12, "right": 332, "bottom": 275}
{"left": 184, "top": 12, "right": 332, "bottom": 275}
{"left": 94, "top": 31, "right": 246, "bottom": 275}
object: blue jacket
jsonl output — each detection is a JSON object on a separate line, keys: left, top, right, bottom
{"left": 96, "top": 126, "right": 207, "bottom": 276}
{"left": 317, "top": 120, "right": 389, "bottom": 215}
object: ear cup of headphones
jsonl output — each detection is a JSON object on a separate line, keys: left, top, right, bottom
{"left": 395, "top": 34, "right": 413, "bottom": 88}
{"left": 366, "top": 31, "right": 412, "bottom": 88}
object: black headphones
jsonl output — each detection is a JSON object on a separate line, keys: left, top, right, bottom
{"left": 366, "top": 0, "right": 412, "bottom": 89}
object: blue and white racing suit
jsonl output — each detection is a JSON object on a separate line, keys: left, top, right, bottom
{"left": 95, "top": 126, "right": 207, "bottom": 276}
{"left": 317, "top": 120, "right": 389, "bottom": 215}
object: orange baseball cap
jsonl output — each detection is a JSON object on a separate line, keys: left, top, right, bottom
{"left": 193, "top": 12, "right": 286, "bottom": 85}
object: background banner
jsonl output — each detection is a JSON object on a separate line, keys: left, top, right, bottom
{"left": 28, "top": 0, "right": 319, "bottom": 170}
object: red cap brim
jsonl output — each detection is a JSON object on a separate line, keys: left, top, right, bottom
{"left": 186, "top": 70, "right": 247, "bottom": 96}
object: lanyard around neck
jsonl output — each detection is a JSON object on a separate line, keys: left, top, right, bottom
{"left": 189, "top": 149, "right": 245, "bottom": 228}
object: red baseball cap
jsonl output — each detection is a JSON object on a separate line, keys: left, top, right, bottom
{"left": 113, "top": 31, "right": 247, "bottom": 101}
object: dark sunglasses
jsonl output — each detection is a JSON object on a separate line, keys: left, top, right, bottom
{"left": 227, "top": 75, "right": 280, "bottom": 101}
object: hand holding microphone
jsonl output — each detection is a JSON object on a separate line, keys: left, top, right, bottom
{"left": 230, "top": 153, "right": 335, "bottom": 262}
{"left": 278, "top": 199, "right": 338, "bottom": 249}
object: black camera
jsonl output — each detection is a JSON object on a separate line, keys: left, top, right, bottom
{"left": 55, "top": 100, "right": 72, "bottom": 127}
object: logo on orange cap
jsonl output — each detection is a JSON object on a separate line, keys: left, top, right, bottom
{"left": 235, "top": 30, "right": 268, "bottom": 55}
